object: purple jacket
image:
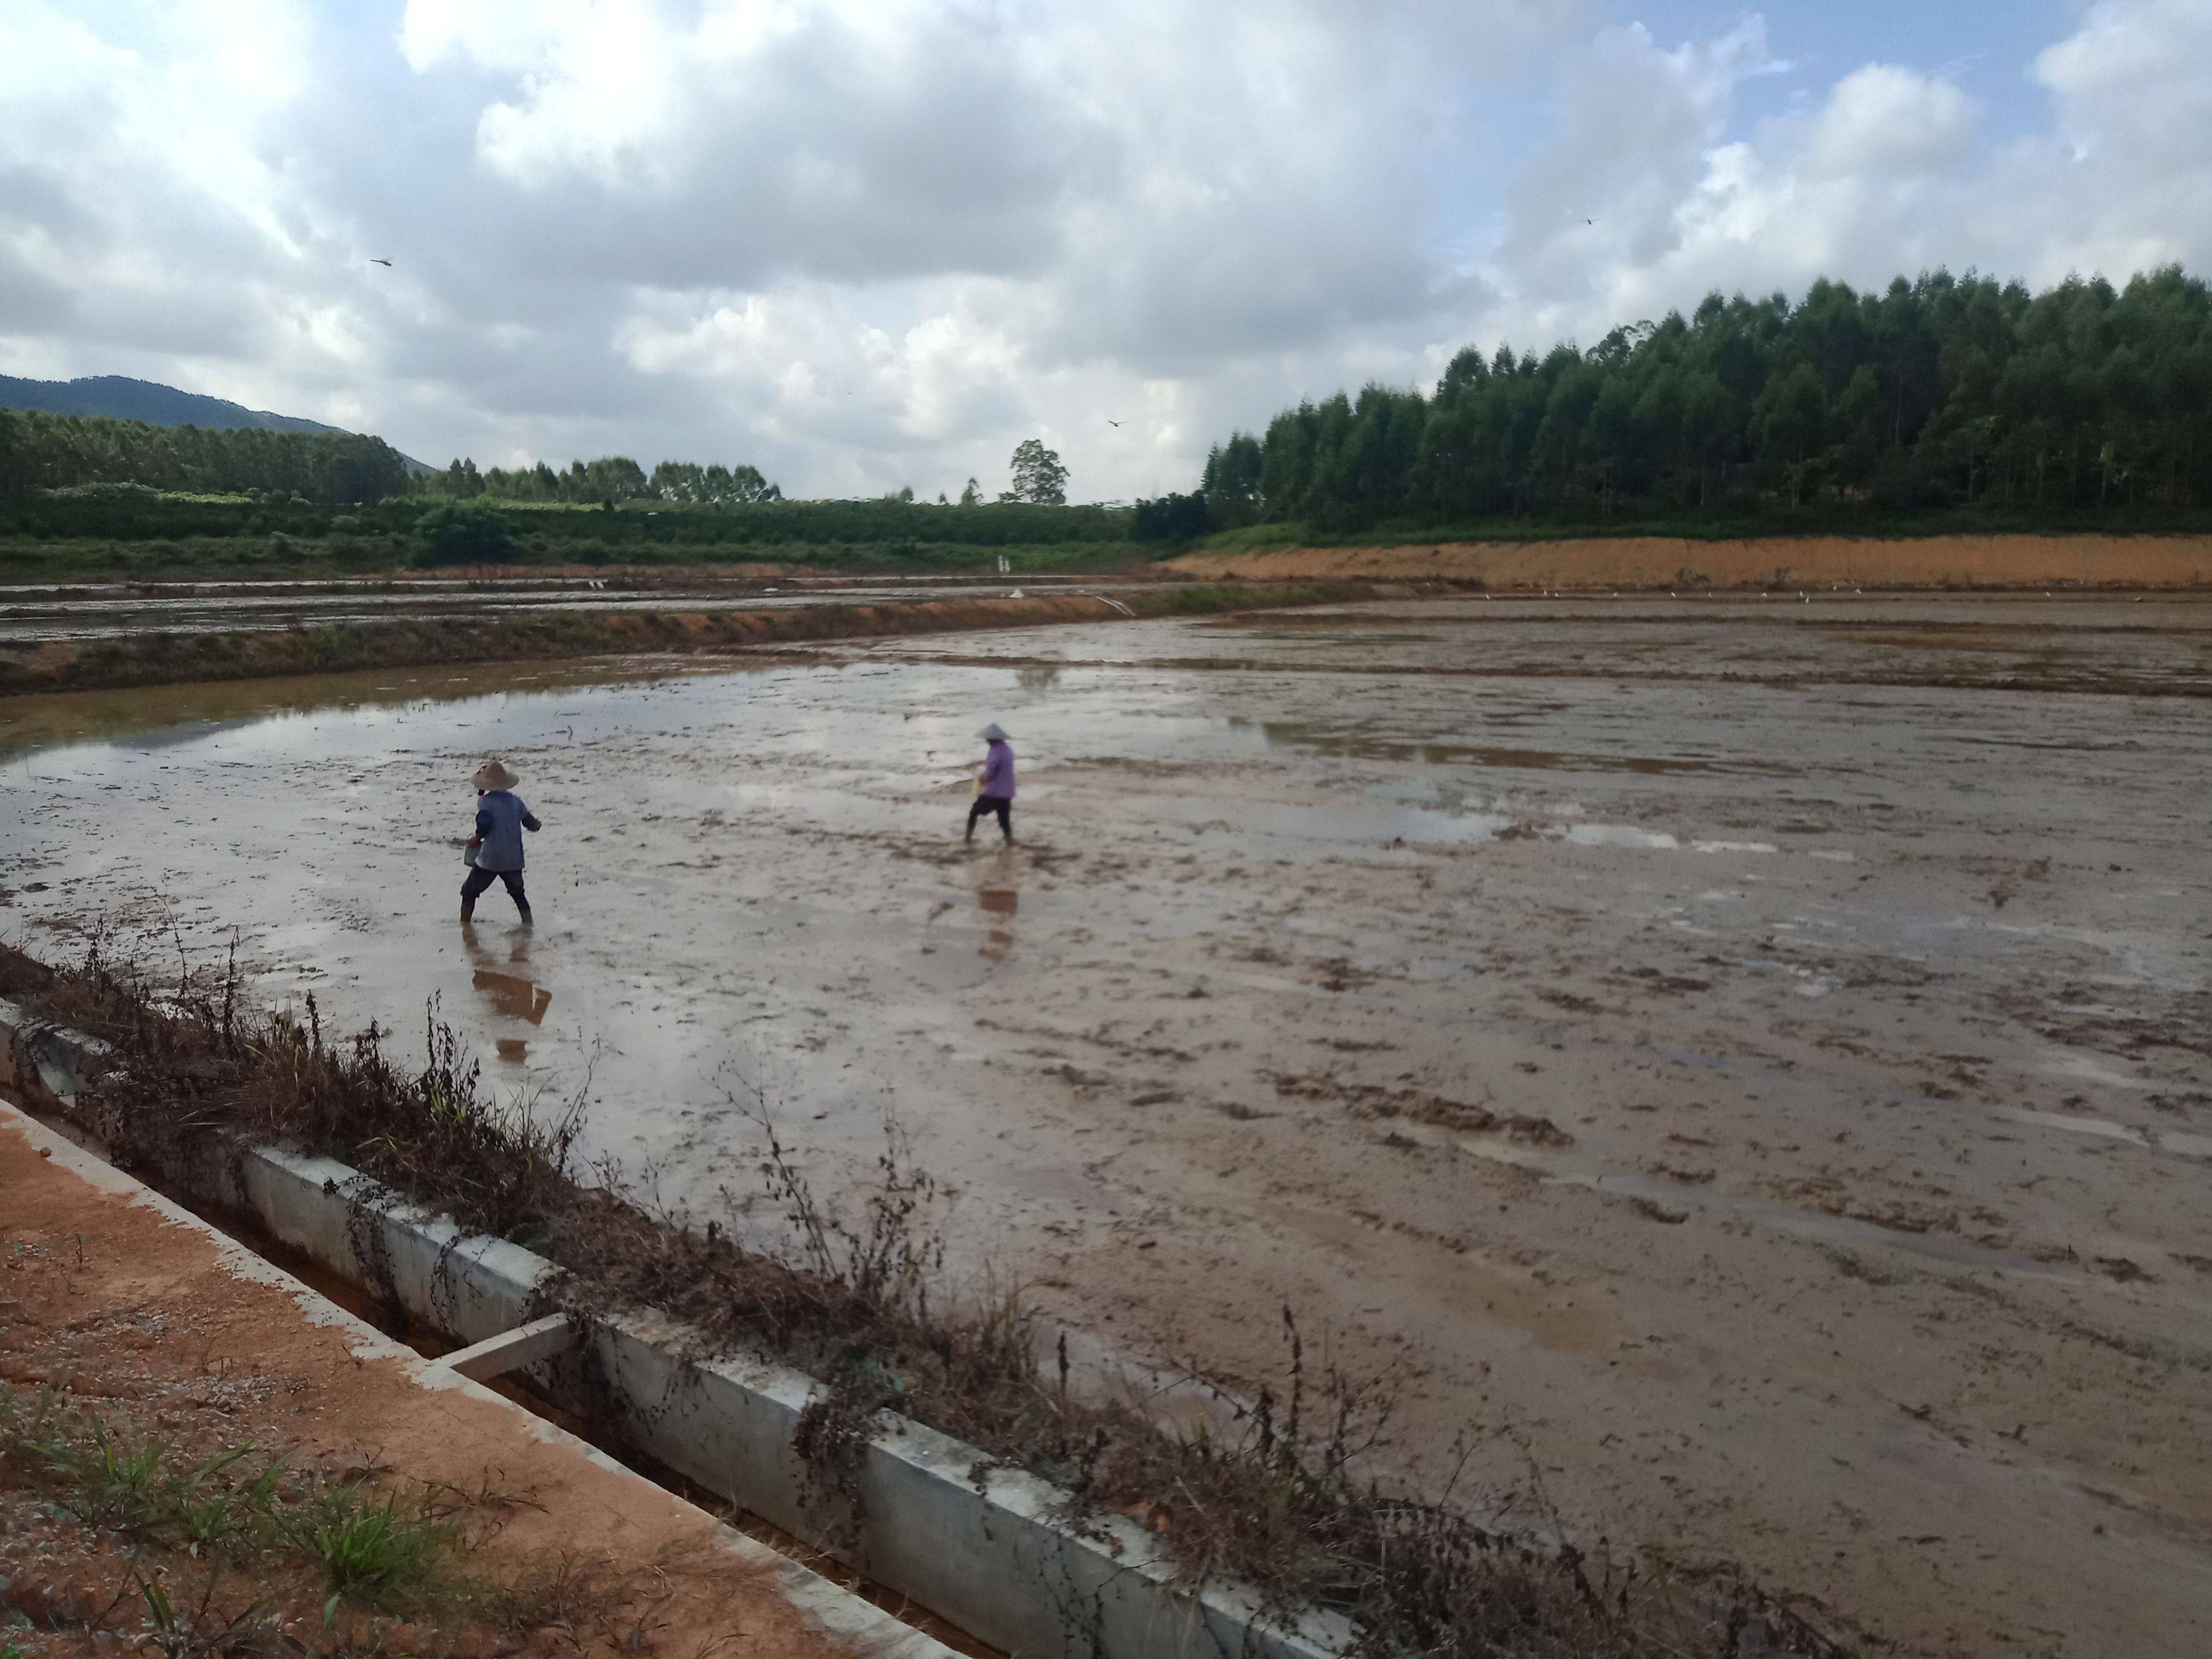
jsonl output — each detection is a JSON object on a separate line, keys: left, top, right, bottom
{"left": 979, "top": 741, "right": 1016, "bottom": 798}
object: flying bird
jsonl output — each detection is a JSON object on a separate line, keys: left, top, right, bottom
{"left": 1107, "top": 419, "right": 1123, "bottom": 427}
{"left": 370, "top": 258, "right": 392, "bottom": 267}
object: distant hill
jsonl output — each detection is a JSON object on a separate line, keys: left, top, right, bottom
{"left": 0, "top": 375, "right": 429, "bottom": 472}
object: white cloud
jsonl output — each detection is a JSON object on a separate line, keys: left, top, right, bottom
{"left": 1, "top": 1, "right": 2208, "bottom": 499}
{"left": 1803, "top": 64, "right": 1975, "bottom": 180}
{"left": 397, "top": 0, "right": 1105, "bottom": 286}
{"left": 2034, "top": 0, "right": 2212, "bottom": 168}
{"left": 1475, "top": 0, "right": 2211, "bottom": 358}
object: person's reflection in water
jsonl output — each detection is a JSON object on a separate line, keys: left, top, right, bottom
{"left": 977, "top": 883, "right": 1018, "bottom": 961}
{"left": 462, "top": 922, "right": 552, "bottom": 1063}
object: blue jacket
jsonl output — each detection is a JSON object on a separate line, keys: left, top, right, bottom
{"left": 474, "top": 791, "right": 541, "bottom": 871}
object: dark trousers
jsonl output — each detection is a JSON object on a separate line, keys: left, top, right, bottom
{"left": 462, "top": 865, "right": 530, "bottom": 914}
{"left": 967, "top": 795, "right": 1013, "bottom": 839}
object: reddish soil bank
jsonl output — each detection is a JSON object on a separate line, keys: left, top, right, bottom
{"left": 1170, "top": 533, "right": 2212, "bottom": 588}
{"left": 0, "top": 1108, "right": 857, "bottom": 1658}
{"left": 0, "top": 581, "right": 1391, "bottom": 695}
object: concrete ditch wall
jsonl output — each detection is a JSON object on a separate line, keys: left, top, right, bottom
{"left": 0, "top": 998, "right": 1347, "bottom": 1659}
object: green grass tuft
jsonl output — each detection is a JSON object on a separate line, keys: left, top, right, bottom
{"left": 289, "top": 1486, "right": 454, "bottom": 1602}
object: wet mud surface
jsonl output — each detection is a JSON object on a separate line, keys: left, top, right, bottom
{"left": 3, "top": 593, "right": 2209, "bottom": 1656}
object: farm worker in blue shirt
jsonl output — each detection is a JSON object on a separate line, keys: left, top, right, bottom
{"left": 462, "top": 758, "right": 541, "bottom": 924}
{"left": 966, "top": 723, "right": 1016, "bottom": 845}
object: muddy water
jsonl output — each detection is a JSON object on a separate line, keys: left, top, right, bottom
{"left": 4, "top": 594, "right": 2211, "bottom": 1657}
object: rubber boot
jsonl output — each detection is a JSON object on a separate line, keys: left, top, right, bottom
{"left": 516, "top": 905, "right": 534, "bottom": 926}
{"left": 460, "top": 898, "right": 475, "bottom": 924}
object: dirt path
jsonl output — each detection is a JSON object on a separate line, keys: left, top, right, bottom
{"left": 1170, "top": 533, "right": 2212, "bottom": 588}
{"left": 0, "top": 1103, "right": 864, "bottom": 1657}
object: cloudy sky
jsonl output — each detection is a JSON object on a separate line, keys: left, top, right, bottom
{"left": 3, "top": 1, "right": 2208, "bottom": 500}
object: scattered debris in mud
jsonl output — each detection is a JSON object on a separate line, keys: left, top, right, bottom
{"left": 1267, "top": 1070, "right": 1574, "bottom": 1146}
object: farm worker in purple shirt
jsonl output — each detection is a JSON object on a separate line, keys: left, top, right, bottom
{"left": 462, "top": 758, "right": 541, "bottom": 924}
{"left": 966, "top": 723, "right": 1016, "bottom": 845}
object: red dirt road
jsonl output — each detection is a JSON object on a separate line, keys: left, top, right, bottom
{"left": 0, "top": 1105, "right": 852, "bottom": 1657}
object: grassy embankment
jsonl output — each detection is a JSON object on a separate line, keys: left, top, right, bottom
{"left": 0, "top": 489, "right": 1162, "bottom": 582}
{"left": 0, "top": 940, "right": 1849, "bottom": 1659}
{"left": 12, "top": 487, "right": 2212, "bottom": 585}
{"left": 1189, "top": 503, "right": 2212, "bottom": 553}
{"left": 0, "top": 581, "right": 1400, "bottom": 697}
{"left": 0, "top": 533, "right": 1151, "bottom": 582}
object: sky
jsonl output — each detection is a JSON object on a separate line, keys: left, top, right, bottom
{"left": 2, "top": 1, "right": 2209, "bottom": 501}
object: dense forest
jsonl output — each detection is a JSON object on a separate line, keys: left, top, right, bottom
{"left": 1198, "top": 267, "right": 2212, "bottom": 531}
{"left": 0, "top": 408, "right": 414, "bottom": 504}
{"left": 0, "top": 405, "right": 1080, "bottom": 532}
{"left": 426, "top": 455, "right": 783, "bottom": 505}
{"left": 0, "top": 412, "right": 1126, "bottom": 568}
{"left": 0, "top": 407, "right": 779, "bottom": 512}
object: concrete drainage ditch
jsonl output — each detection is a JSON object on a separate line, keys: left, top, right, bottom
{"left": 0, "top": 998, "right": 1347, "bottom": 1659}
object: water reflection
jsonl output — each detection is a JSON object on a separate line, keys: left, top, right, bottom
{"left": 976, "top": 872, "right": 1019, "bottom": 962}
{"left": 0, "top": 658, "right": 710, "bottom": 766}
{"left": 462, "top": 922, "right": 552, "bottom": 1063}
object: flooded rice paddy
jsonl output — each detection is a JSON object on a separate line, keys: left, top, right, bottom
{"left": 3, "top": 592, "right": 2209, "bottom": 1658}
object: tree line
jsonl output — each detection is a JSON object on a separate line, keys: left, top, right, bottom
{"left": 0, "top": 485, "right": 1135, "bottom": 552}
{"left": 428, "top": 455, "right": 783, "bottom": 506}
{"left": 425, "top": 436, "right": 1071, "bottom": 508}
{"left": 0, "top": 407, "right": 413, "bottom": 504}
{"left": 1195, "top": 266, "right": 2212, "bottom": 531}
{"left": 0, "top": 413, "right": 1073, "bottom": 518}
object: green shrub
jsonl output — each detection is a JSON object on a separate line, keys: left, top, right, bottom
{"left": 412, "top": 504, "right": 514, "bottom": 567}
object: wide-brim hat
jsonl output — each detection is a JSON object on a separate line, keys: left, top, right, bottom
{"left": 472, "top": 759, "right": 520, "bottom": 792}
{"left": 977, "top": 722, "right": 1010, "bottom": 742}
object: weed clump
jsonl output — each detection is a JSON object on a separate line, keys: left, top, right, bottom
{"left": 47, "top": 941, "right": 579, "bottom": 1246}
{"left": 0, "top": 1387, "right": 474, "bottom": 1652}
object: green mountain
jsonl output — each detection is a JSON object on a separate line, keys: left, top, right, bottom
{"left": 0, "top": 375, "right": 428, "bottom": 472}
